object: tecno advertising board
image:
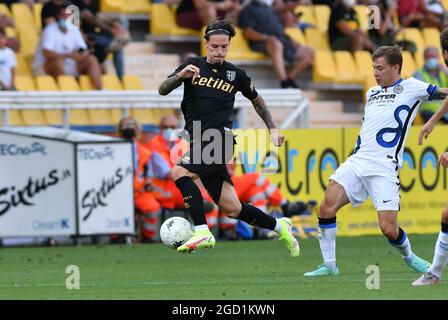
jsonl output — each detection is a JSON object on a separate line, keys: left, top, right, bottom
{"left": 77, "top": 143, "right": 134, "bottom": 235}
{"left": 0, "top": 127, "right": 134, "bottom": 238}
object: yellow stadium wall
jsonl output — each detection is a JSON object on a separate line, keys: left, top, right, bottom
{"left": 233, "top": 126, "right": 447, "bottom": 236}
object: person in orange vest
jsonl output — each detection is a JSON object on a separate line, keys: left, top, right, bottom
{"left": 145, "top": 115, "right": 220, "bottom": 232}
{"left": 221, "top": 162, "right": 316, "bottom": 239}
{"left": 119, "top": 117, "right": 172, "bottom": 242}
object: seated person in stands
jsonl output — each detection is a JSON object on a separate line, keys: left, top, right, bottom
{"left": 72, "top": 0, "right": 130, "bottom": 79}
{"left": 0, "top": 10, "right": 19, "bottom": 52}
{"left": 368, "top": 0, "right": 400, "bottom": 48}
{"left": 32, "top": 1, "right": 102, "bottom": 89}
{"left": 413, "top": 46, "right": 448, "bottom": 123}
{"left": 175, "top": 0, "right": 241, "bottom": 30}
{"left": 273, "top": 0, "right": 316, "bottom": 32}
{"left": 238, "top": 0, "right": 314, "bottom": 88}
{"left": 41, "top": 0, "right": 65, "bottom": 27}
{"left": 329, "top": 0, "right": 374, "bottom": 52}
{"left": 0, "top": 28, "right": 16, "bottom": 90}
{"left": 397, "top": 0, "right": 444, "bottom": 28}
{"left": 419, "top": 0, "right": 448, "bottom": 29}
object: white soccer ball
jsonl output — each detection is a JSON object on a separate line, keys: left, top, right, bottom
{"left": 160, "top": 217, "right": 193, "bottom": 249}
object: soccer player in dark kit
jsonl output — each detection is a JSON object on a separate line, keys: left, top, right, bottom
{"left": 158, "top": 20, "right": 300, "bottom": 256}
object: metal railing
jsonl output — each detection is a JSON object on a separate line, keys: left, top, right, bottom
{"left": 0, "top": 89, "right": 309, "bottom": 129}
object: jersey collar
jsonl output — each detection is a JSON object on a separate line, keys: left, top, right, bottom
{"left": 382, "top": 78, "right": 403, "bottom": 92}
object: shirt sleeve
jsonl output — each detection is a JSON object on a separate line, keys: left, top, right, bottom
{"left": 8, "top": 49, "right": 16, "bottom": 68}
{"left": 74, "top": 30, "right": 88, "bottom": 50}
{"left": 413, "top": 78, "right": 437, "bottom": 101}
{"left": 149, "top": 152, "right": 171, "bottom": 179}
{"left": 238, "top": 69, "right": 258, "bottom": 101}
{"left": 41, "top": 28, "right": 55, "bottom": 51}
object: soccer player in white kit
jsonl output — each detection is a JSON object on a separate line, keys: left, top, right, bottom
{"left": 304, "top": 45, "right": 447, "bottom": 276}
{"left": 412, "top": 28, "right": 448, "bottom": 286}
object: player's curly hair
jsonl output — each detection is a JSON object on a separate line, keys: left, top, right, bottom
{"left": 440, "top": 27, "right": 448, "bottom": 52}
{"left": 204, "top": 20, "right": 236, "bottom": 41}
{"left": 372, "top": 45, "right": 403, "bottom": 73}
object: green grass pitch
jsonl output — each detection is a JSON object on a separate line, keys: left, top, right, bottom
{"left": 0, "top": 234, "right": 446, "bottom": 300}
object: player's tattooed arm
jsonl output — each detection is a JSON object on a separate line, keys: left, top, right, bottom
{"left": 158, "top": 74, "right": 183, "bottom": 96}
{"left": 251, "top": 95, "right": 275, "bottom": 130}
{"left": 432, "top": 87, "right": 448, "bottom": 100}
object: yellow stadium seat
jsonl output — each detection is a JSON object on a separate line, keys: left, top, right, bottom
{"left": 401, "top": 51, "right": 417, "bottom": 79}
{"left": 18, "top": 27, "right": 39, "bottom": 58}
{"left": 35, "top": 75, "right": 64, "bottom": 126}
{"left": 5, "top": 27, "right": 16, "bottom": 38}
{"left": 422, "top": 28, "right": 441, "bottom": 48}
{"left": 15, "top": 54, "right": 32, "bottom": 76}
{"left": 354, "top": 5, "right": 368, "bottom": 32}
{"left": 354, "top": 50, "right": 373, "bottom": 80}
{"left": 396, "top": 28, "right": 426, "bottom": 53}
{"left": 442, "top": 0, "right": 448, "bottom": 10}
{"left": 14, "top": 75, "right": 47, "bottom": 125}
{"left": 313, "top": 5, "right": 330, "bottom": 34}
{"left": 0, "top": 4, "right": 11, "bottom": 17}
{"left": 312, "top": 50, "right": 336, "bottom": 82}
{"left": 33, "top": 3, "right": 43, "bottom": 33}
{"left": 57, "top": 75, "right": 92, "bottom": 126}
{"left": 123, "top": 75, "right": 144, "bottom": 90}
{"left": 102, "top": 74, "right": 125, "bottom": 124}
{"left": 7, "top": 111, "right": 25, "bottom": 126}
{"left": 333, "top": 51, "right": 364, "bottom": 84}
{"left": 150, "top": 3, "right": 200, "bottom": 36}
{"left": 294, "top": 5, "right": 316, "bottom": 25}
{"left": 100, "top": 0, "right": 124, "bottom": 13}
{"left": 284, "top": 27, "right": 306, "bottom": 45}
{"left": 305, "top": 28, "right": 330, "bottom": 51}
{"left": 79, "top": 75, "right": 115, "bottom": 125}
{"left": 201, "top": 27, "right": 268, "bottom": 61}
{"left": 124, "top": 0, "right": 151, "bottom": 14}
{"left": 12, "top": 3, "right": 37, "bottom": 32}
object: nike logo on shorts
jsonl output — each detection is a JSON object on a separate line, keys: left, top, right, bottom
{"left": 383, "top": 200, "right": 392, "bottom": 203}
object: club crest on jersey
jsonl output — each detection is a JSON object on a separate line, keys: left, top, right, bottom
{"left": 393, "top": 85, "right": 403, "bottom": 94}
{"left": 227, "top": 70, "right": 236, "bottom": 82}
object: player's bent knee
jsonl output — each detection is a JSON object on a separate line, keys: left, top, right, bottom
{"left": 442, "top": 208, "right": 448, "bottom": 223}
{"left": 319, "top": 201, "right": 337, "bottom": 219}
{"left": 380, "top": 225, "right": 398, "bottom": 239}
{"left": 221, "top": 203, "right": 242, "bottom": 218}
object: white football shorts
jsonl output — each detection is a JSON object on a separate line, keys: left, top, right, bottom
{"left": 329, "top": 157, "right": 400, "bottom": 211}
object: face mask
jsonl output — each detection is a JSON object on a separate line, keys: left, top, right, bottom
{"left": 162, "top": 128, "right": 174, "bottom": 142}
{"left": 426, "top": 58, "right": 439, "bottom": 70}
{"left": 57, "top": 19, "right": 67, "bottom": 31}
{"left": 342, "top": 0, "right": 356, "bottom": 8}
{"left": 257, "top": 0, "right": 274, "bottom": 6}
{"left": 121, "top": 128, "right": 136, "bottom": 140}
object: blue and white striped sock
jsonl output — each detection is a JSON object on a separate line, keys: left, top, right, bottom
{"left": 388, "top": 227, "right": 412, "bottom": 260}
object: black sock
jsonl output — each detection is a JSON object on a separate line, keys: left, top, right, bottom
{"left": 442, "top": 222, "right": 448, "bottom": 233}
{"left": 238, "top": 203, "right": 276, "bottom": 230}
{"left": 175, "top": 176, "right": 207, "bottom": 226}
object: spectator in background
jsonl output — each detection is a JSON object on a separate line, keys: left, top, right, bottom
{"left": 239, "top": 0, "right": 314, "bottom": 88}
{"left": 274, "top": 0, "right": 316, "bottom": 32}
{"left": 72, "top": 0, "right": 130, "bottom": 79}
{"left": 0, "top": 10, "right": 19, "bottom": 52}
{"left": 413, "top": 46, "right": 448, "bottom": 123}
{"left": 0, "top": 28, "right": 16, "bottom": 90}
{"left": 119, "top": 117, "right": 172, "bottom": 242}
{"left": 32, "top": 2, "right": 103, "bottom": 89}
{"left": 176, "top": 0, "right": 241, "bottom": 30}
{"left": 398, "top": 0, "right": 426, "bottom": 27}
{"left": 368, "top": 0, "right": 400, "bottom": 48}
{"left": 419, "top": 0, "right": 448, "bottom": 29}
{"left": 41, "top": 0, "right": 65, "bottom": 27}
{"left": 329, "top": 0, "right": 375, "bottom": 51}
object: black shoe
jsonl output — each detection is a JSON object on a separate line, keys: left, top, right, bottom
{"left": 281, "top": 200, "right": 308, "bottom": 217}
{"left": 280, "top": 78, "right": 299, "bottom": 89}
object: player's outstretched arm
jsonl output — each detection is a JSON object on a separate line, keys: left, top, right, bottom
{"left": 158, "top": 64, "right": 200, "bottom": 96}
{"left": 418, "top": 88, "right": 448, "bottom": 145}
{"left": 251, "top": 95, "right": 285, "bottom": 147}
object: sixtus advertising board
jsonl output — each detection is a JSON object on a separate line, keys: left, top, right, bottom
{"left": 233, "top": 127, "right": 447, "bottom": 236}
{"left": 77, "top": 143, "right": 134, "bottom": 235}
{"left": 0, "top": 127, "right": 134, "bottom": 238}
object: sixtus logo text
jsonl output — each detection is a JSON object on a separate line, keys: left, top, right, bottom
{"left": 0, "top": 142, "right": 47, "bottom": 156}
{"left": 81, "top": 167, "right": 132, "bottom": 221}
{"left": 0, "top": 168, "right": 72, "bottom": 216}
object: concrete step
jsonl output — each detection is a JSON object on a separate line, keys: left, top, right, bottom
{"left": 310, "top": 112, "right": 363, "bottom": 127}
{"left": 308, "top": 101, "right": 343, "bottom": 115}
